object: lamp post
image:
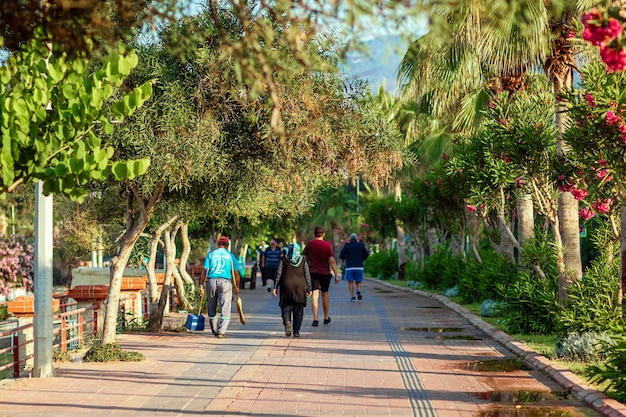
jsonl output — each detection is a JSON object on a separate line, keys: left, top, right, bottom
{"left": 33, "top": 181, "right": 54, "bottom": 378}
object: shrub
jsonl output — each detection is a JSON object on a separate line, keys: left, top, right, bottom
{"left": 480, "top": 299, "right": 504, "bottom": 317}
{"left": 586, "top": 333, "right": 626, "bottom": 402}
{"left": 82, "top": 342, "right": 145, "bottom": 362}
{"left": 555, "top": 333, "right": 614, "bottom": 362}
{"left": 557, "top": 224, "right": 624, "bottom": 334}
{"left": 364, "top": 249, "right": 398, "bottom": 279}
{"left": 415, "top": 250, "right": 465, "bottom": 290}
{"left": 457, "top": 251, "right": 517, "bottom": 303}
{"left": 499, "top": 269, "right": 559, "bottom": 335}
{"left": 0, "top": 235, "right": 34, "bottom": 297}
{"left": 406, "top": 280, "right": 425, "bottom": 289}
{"left": 443, "top": 286, "right": 458, "bottom": 297}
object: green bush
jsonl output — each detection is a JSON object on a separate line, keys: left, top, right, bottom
{"left": 83, "top": 342, "right": 145, "bottom": 362}
{"left": 499, "top": 269, "right": 559, "bottom": 335}
{"left": 520, "top": 229, "right": 559, "bottom": 281}
{"left": 586, "top": 333, "right": 626, "bottom": 402}
{"left": 184, "top": 283, "right": 206, "bottom": 314}
{"left": 364, "top": 249, "right": 398, "bottom": 279}
{"left": 480, "top": 299, "right": 504, "bottom": 317}
{"left": 414, "top": 250, "right": 465, "bottom": 290}
{"left": 457, "top": 251, "right": 517, "bottom": 303}
{"left": 555, "top": 333, "right": 614, "bottom": 362}
{"left": 557, "top": 225, "right": 624, "bottom": 334}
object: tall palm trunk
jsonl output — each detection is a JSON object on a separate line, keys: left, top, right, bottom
{"left": 394, "top": 180, "right": 409, "bottom": 280}
{"left": 617, "top": 206, "right": 626, "bottom": 308}
{"left": 517, "top": 192, "right": 535, "bottom": 245}
{"left": 555, "top": 83, "right": 582, "bottom": 304}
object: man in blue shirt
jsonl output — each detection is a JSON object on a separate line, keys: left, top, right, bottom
{"left": 202, "top": 236, "right": 241, "bottom": 338}
{"left": 339, "top": 233, "right": 369, "bottom": 302}
{"left": 262, "top": 239, "right": 282, "bottom": 292}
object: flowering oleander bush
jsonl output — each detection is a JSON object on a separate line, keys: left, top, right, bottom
{"left": 582, "top": 5, "right": 626, "bottom": 72}
{"left": 0, "top": 234, "right": 34, "bottom": 297}
{"left": 562, "top": 60, "right": 626, "bottom": 222}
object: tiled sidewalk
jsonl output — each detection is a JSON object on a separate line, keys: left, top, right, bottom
{"left": 1, "top": 278, "right": 624, "bottom": 417}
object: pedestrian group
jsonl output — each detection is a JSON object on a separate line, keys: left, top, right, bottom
{"left": 202, "top": 226, "right": 369, "bottom": 338}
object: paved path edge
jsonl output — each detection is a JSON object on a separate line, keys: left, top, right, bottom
{"left": 371, "top": 278, "right": 626, "bottom": 417}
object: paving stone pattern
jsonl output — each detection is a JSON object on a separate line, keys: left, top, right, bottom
{"left": 1, "top": 278, "right": 625, "bottom": 417}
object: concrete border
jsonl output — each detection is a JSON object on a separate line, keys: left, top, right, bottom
{"left": 372, "top": 278, "right": 626, "bottom": 417}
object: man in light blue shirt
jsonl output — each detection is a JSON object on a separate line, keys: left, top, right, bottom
{"left": 203, "top": 235, "right": 241, "bottom": 338}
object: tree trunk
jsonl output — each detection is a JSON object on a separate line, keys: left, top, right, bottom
{"left": 394, "top": 180, "right": 408, "bottom": 279}
{"left": 554, "top": 61, "right": 582, "bottom": 305}
{"left": 517, "top": 192, "right": 535, "bottom": 245}
{"left": 466, "top": 209, "right": 482, "bottom": 263}
{"left": 102, "top": 183, "right": 164, "bottom": 345}
{"left": 165, "top": 225, "right": 190, "bottom": 311}
{"left": 617, "top": 206, "right": 626, "bottom": 308}
{"left": 557, "top": 191, "right": 581, "bottom": 303}
{"left": 178, "top": 222, "right": 194, "bottom": 285}
{"left": 146, "top": 216, "right": 178, "bottom": 332}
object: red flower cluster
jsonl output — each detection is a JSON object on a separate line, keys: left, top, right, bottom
{"left": 582, "top": 8, "right": 626, "bottom": 72}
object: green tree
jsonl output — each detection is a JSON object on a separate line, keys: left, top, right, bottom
{"left": 0, "top": 37, "right": 152, "bottom": 201}
{"left": 396, "top": 0, "right": 595, "bottom": 302}
{"left": 98, "top": 5, "right": 403, "bottom": 343}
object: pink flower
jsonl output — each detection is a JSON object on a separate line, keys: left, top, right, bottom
{"left": 424, "top": 180, "right": 430, "bottom": 187}
{"left": 599, "top": 159, "right": 607, "bottom": 166}
{"left": 596, "top": 168, "right": 608, "bottom": 179}
{"left": 592, "top": 198, "right": 612, "bottom": 213}
{"left": 571, "top": 187, "right": 589, "bottom": 201}
{"left": 585, "top": 93, "right": 596, "bottom": 107}
{"left": 606, "top": 110, "right": 622, "bottom": 125}
{"left": 466, "top": 204, "right": 477, "bottom": 212}
{"left": 579, "top": 207, "right": 596, "bottom": 220}
{"left": 601, "top": 46, "right": 626, "bottom": 73}
{"left": 582, "top": 10, "right": 623, "bottom": 47}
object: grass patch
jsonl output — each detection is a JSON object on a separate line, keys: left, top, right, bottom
{"left": 82, "top": 342, "right": 144, "bottom": 362}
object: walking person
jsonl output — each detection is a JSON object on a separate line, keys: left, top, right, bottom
{"left": 257, "top": 240, "right": 267, "bottom": 287}
{"left": 262, "top": 239, "right": 282, "bottom": 292}
{"left": 272, "top": 243, "right": 312, "bottom": 337}
{"left": 339, "top": 233, "right": 370, "bottom": 302}
{"left": 302, "top": 226, "right": 338, "bottom": 326}
{"left": 202, "top": 235, "right": 241, "bottom": 338}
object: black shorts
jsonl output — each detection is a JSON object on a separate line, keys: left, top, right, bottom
{"left": 311, "top": 272, "right": 332, "bottom": 292}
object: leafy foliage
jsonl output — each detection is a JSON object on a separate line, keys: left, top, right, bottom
{"left": 0, "top": 35, "right": 151, "bottom": 201}
{"left": 555, "top": 332, "right": 614, "bottom": 362}
{"left": 557, "top": 223, "right": 624, "bottom": 334}
{"left": 499, "top": 270, "right": 559, "bottom": 335}
{"left": 586, "top": 333, "right": 626, "bottom": 402}
{"left": 0, "top": 234, "right": 33, "bottom": 297}
{"left": 480, "top": 299, "right": 504, "bottom": 317}
{"left": 364, "top": 249, "right": 398, "bottom": 279}
{"left": 82, "top": 342, "right": 144, "bottom": 362}
{"left": 414, "top": 249, "right": 465, "bottom": 291}
{"left": 563, "top": 60, "right": 626, "bottom": 218}
{"left": 458, "top": 251, "right": 517, "bottom": 303}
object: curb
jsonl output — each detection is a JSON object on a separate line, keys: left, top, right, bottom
{"left": 371, "top": 278, "right": 626, "bottom": 417}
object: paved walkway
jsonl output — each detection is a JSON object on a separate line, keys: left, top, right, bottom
{"left": 1, "top": 278, "right": 625, "bottom": 417}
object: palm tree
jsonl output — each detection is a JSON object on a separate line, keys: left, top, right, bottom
{"left": 396, "top": 0, "right": 593, "bottom": 302}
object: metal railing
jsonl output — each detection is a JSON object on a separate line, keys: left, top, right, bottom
{"left": 0, "top": 304, "right": 98, "bottom": 378}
